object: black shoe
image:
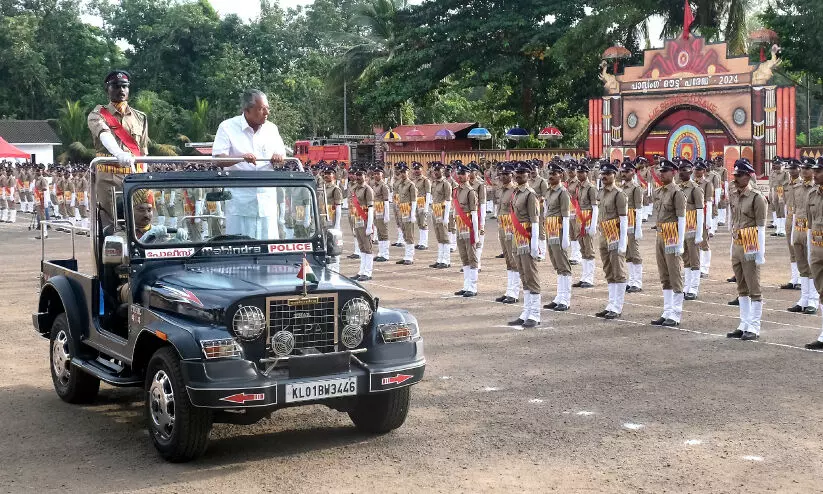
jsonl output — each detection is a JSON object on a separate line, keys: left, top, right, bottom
{"left": 777, "top": 233, "right": 786, "bottom": 237}
{"left": 544, "top": 302, "right": 558, "bottom": 310}
{"left": 495, "top": 295, "right": 508, "bottom": 302}
{"left": 626, "top": 286, "right": 642, "bottom": 293}
{"left": 740, "top": 331, "right": 759, "bottom": 341}
{"left": 569, "top": 259, "right": 580, "bottom": 265}
{"left": 642, "top": 219, "right": 648, "bottom": 223}
{"left": 794, "top": 284, "right": 802, "bottom": 290}
{"left": 728, "top": 298, "right": 739, "bottom": 306}
{"left": 651, "top": 225, "right": 657, "bottom": 230}
{"left": 358, "top": 275, "right": 372, "bottom": 281}
{"left": 727, "top": 276, "right": 736, "bottom": 283}
{"left": 595, "top": 309, "right": 609, "bottom": 318}
{"left": 454, "top": 290, "right": 467, "bottom": 296}
{"left": 770, "top": 232, "right": 779, "bottom": 237}
{"left": 700, "top": 273, "right": 708, "bottom": 279}
{"left": 352, "top": 274, "right": 362, "bottom": 280}
{"left": 727, "top": 329, "right": 744, "bottom": 338}
{"left": 553, "top": 304, "right": 569, "bottom": 311}
{"left": 767, "top": 224, "right": 776, "bottom": 229}
{"left": 804, "top": 306, "right": 818, "bottom": 315}
{"left": 650, "top": 317, "right": 666, "bottom": 326}
{"left": 391, "top": 242, "right": 403, "bottom": 247}
{"left": 780, "top": 282, "right": 796, "bottom": 289}
{"left": 396, "top": 260, "right": 413, "bottom": 265}
{"left": 430, "top": 262, "right": 443, "bottom": 268}
{"left": 572, "top": 281, "right": 584, "bottom": 288}
{"left": 502, "top": 297, "right": 518, "bottom": 304}
{"left": 578, "top": 282, "right": 594, "bottom": 288}
{"left": 508, "top": 318, "right": 525, "bottom": 326}
{"left": 463, "top": 291, "right": 477, "bottom": 297}
{"left": 375, "top": 256, "right": 388, "bottom": 262}
{"left": 661, "top": 319, "right": 679, "bottom": 327}
{"left": 684, "top": 293, "right": 696, "bottom": 301}
{"left": 436, "top": 264, "right": 450, "bottom": 269}
{"left": 522, "top": 319, "right": 538, "bottom": 328}
{"left": 603, "top": 311, "right": 620, "bottom": 320}
{"left": 495, "top": 253, "right": 505, "bottom": 259}
{"left": 415, "top": 245, "right": 428, "bottom": 250}
{"left": 348, "top": 254, "right": 360, "bottom": 259}
{"left": 805, "top": 341, "right": 823, "bottom": 350}
{"left": 787, "top": 305, "right": 804, "bottom": 313}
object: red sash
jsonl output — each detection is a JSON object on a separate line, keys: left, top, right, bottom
{"left": 16, "top": 178, "right": 23, "bottom": 188}
{"left": 637, "top": 174, "right": 648, "bottom": 188}
{"left": 649, "top": 167, "right": 663, "bottom": 187}
{"left": 509, "top": 193, "right": 531, "bottom": 241}
{"left": 452, "top": 189, "right": 475, "bottom": 244}
{"left": 183, "top": 190, "right": 195, "bottom": 214}
{"left": 570, "top": 195, "right": 586, "bottom": 237}
{"left": 350, "top": 193, "right": 368, "bottom": 222}
{"left": 98, "top": 107, "right": 143, "bottom": 156}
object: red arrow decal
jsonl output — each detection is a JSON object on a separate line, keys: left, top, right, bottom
{"left": 381, "top": 374, "right": 413, "bottom": 386}
{"left": 220, "top": 392, "right": 264, "bottom": 404}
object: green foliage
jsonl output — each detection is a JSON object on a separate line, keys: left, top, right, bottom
{"left": 57, "top": 101, "right": 90, "bottom": 147}
{"left": 761, "top": 0, "right": 823, "bottom": 78}
{"left": 797, "top": 132, "right": 808, "bottom": 147}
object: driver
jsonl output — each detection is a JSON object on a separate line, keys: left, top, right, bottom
{"left": 132, "top": 189, "right": 188, "bottom": 244}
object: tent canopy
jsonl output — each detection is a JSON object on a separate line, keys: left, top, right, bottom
{"left": 0, "top": 136, "right": 30, "bottom": 159}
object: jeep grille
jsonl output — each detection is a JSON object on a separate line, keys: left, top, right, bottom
{"left": 265, "top": 294, "right": 338, "bottom": 354}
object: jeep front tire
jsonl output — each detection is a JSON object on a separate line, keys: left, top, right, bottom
{"left": 50, "top": 313, "right": 100, "bottom": 404}
{"left": 348, "top": 386, "right": 411, "bottom": 433}
{"left": 145, "top": 347, "right": 213, "bottom": 462}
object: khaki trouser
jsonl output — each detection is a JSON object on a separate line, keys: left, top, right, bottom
{"left": 579, "top": 233, "right": 595, "bottom": 259}
{"left": 731, "top": 243, "right": 761, "bottom": 301}
{"left": 774, "top": 199, "right": 786, "bottom": 218}
{"left": 457, "top": 237, "right": 478, "bottom": 268}
{"left": 626, "top": 234, "right": 642, "bottom": 264}
{"left": 402, "top": 221, "right": 416, "bottom": 246}
{"left": 416, "top": 207, "right": 429, "bottom": 230}
{"left": 375, "top": 218, "right": 389, "bottom": 241}
{"left": 548, "top": 243, "right": 571, "bottom": 276}
{"left": 599, "top": 237, "right": 627, "bottom": 283}
{"left": 96, "top": 170, "right": 127, "bottom": 231}
{"left": 683, "top": 237, "right": 700, "bottom": 270}
{"left": 434, "top": 220, "right": 449, "bottom": 243}
{"left": 515, "top": 251, "right": 540, "bottom": 293}
{"left": 655, "top": 236, "right": 684, "bottom": 292}
{"left": 498, "top": 229, "right": 517, "bottom": 271}
{"left": 788, "top": 219, "right": 796, "bottom": 262}
{"left": 794, "top": 230, "right": 810, "bottom": 277}
{"left": 810, "top": 244, "right": 823, "bottom": 297}
{"left": 354, "top": 226, "right": 373, "bottom": 254}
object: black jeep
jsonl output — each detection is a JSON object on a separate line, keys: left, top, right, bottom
{"left": 33, "top": 158, "right": 425, "bottom": 462}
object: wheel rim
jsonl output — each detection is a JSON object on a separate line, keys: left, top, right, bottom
{"left": 149, "top": 370, "right": 176, "bottom": 441}
{"left": 52, "top": 330, "right": 71, "bottom": 387}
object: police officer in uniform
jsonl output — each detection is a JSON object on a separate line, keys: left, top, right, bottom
{"left": 412, "top": 162, "right": 432, "bottom": 250}
{"left": 573, "top": 163, "right": 599, "bottom": 288}
{"left": 787, "top": 158, "right": 818, "bottom": 314}
{"left": 651, "top": 159, "right": 686, "bottom": 327}
{"left": 508, "top": 161, "right": 541, "bottom": 327}
{"left": 542, "top": 162, "right": 572, "bottom": 311}
{"left": 394, "top": 163, "right": 418, "bottom": 265}
{"left": 678, "top": 158, "right": 705, "bottom": 301}
{"left": 781, "top": 158, "right": 802, "bottom": 289}
{"left": 803, "top": 158, "right": 823, "bottom": 349}
{"left": 725, "top": 160, "right": 767, "bottom": 341}
{"left": 318, "top": 166, "right": 343, "bottom": 272}
{"left": 371, "top": 165, "right": 392, "bottom": 262}
{"left": 494, "top": 163, "right": 520, "bottom": 304}
{"left": 430, "top": 163, "right": 453, "bottom": 269}
{"left": 529, "top": 165, "right": 549, "bottom": 260}
{"left": 468, "top": 163, "right": 488, "bottom": 270}
{"left": 594, "top": 162, "right": 629, "bottom": 319}
{"left": 714, "top": 156, "right": 730, "bottom": 226}
{"left": 693, "top": 159, "right": 715, "bottom": 280}
{"left": 453, "top": 164, "right": 480, "bottom": 297}
{"left": 350, "top": 166, "right": 375, "bottom": 281}
{"left": 768, "top": 158, "right": 789, "bottom": 236}
{"left": 621, "top": 159, "right": 644, "bottom": 293}
{"left": 87, "top": 70, "right": 149, "bottom": 232}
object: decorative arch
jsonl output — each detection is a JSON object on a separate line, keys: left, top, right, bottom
{"left": 634, "top": 104, "right": 738, "bottom": 147}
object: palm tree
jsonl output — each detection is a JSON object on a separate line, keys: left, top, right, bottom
{"left": 57, "top": 100, "right": 88, "bottom": 146}
{"left": 188, "top": 97, "right": 210, "bottom": 143}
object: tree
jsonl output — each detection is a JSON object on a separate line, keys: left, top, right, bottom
{"left": 761, "top": 0, "right": 823, "bottom": 79}
{"left": 57, "top": 100, "right": 89, "bottom": 146}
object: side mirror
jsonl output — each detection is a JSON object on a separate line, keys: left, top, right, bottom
{"left": 103, "top": 235, "right": 128, "bottom": 265}
{"left": 325, "top": 228, "right": 343, "bottom": 257}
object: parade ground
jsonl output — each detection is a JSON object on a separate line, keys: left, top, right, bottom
{"left": 0, "top": 215, "right": 822, "bottom": 493}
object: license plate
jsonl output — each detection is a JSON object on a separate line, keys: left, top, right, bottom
{"left": 286, "top": 377, "right": 357, "bottom": 403}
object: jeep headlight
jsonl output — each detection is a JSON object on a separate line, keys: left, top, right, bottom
{"left": 343, "top": 298, "right": 372, "bottom": 327}
{"left": 232, "top": 305, "right": 266, "bottom": 340}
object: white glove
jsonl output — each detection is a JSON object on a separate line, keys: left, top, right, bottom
{"left": 530, "top": 218, "right": 540, "bottom": 258}
{"left": 443, "top": 201, "right": 451, "bottom": 224}
{"left": 561, "top": 216, "right": 570, "bottom": 250}
{"left": 808, "top": 229, "right": 813, "bottom": 267}
{"left": 676, "top": 215, "right": 686, "bottom": 255}
{"left": 100, "top": 132, "right": 136, "bottom": 171}
{"left": 169, "top": 191, "right": 176, "bottom": 205}
{"left": 175, "top": 228, "right": 189, "bottom": 241}
{"left": 70, "top": 193, "right": 76, "bottom": 207}
{"left": 695, "top": 208, "right": 705, "bottom": 244}
{"left": 366, "top": 206, "right": 374, "bottom": 235}
{"left": 471, "top": 210, "right": 480, "bottom": 247}
{"left": 303, "top": 207, "right": 311, "bottom": 228}
{"left": 757, "top": 225, "right": 766, "bottom": 264}
{"left": 278, "top": 203, "right": 286, "bottom": 226}
{"left": 141, "top": 224, "right": 168, "bottom": 242}
{"left": 425, "top": 192, "right": 432, "bottom": 212}
{"left": 634, "top": 215, "right": 643, "bottom": 240}
{"left": 618, "top": 215, "right": 628, "bottom": 254}
{"left": 410, "top": 201, "right": 417, "bottom": 220}
{"left": 587, "top": 205, "right": 598, "bottom": 237}
{"left": 194, "top": 199, "right": 204, "bottom": 224}
{"left": 333, "top": 205, "right": 342, "bottom": 230}
{"left": 383, "top": 205, "right": 389, "bottom": 223}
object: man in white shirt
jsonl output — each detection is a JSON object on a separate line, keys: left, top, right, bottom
{"left": 212, "top": 89, "right": 288, "bottom": 239}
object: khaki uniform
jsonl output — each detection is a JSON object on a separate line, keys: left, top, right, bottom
{"left": 792, "top": 180, "right": 814, "bottom": 278}
{"left": 350, "top": 182, "right": 374, "bottom": 255}
{"left": 394, "top": 177, "right": 418, "bottom": 260}
{"left": 318, "top": 181, "right": 343, "bottom": 228}
{"left": 730, "top": 183, "right": 767, "bottom": 302}
{"left": 654, "top": 182, "right": 686, "bottom": 292}
{"left": 414, "top": 175, "right": 432, "bottom": 249}
{"left": 717, "top": 166, "right": 730, "bottom": 215}
{"left": 696, "top": 177, "right": 714, "bottom": 251}
{"left": 680, "top": 180, "right": 705, "bottom": 271}
{"left": 785, "top": 176, "right": 799, "bottom": 264}
{"left": 597, "top": 184, "right": 628, "bottom": 284}
{"left": 530, "top": 176, "right": 549, "bottom": 241}
{"left": 372, "top": 180, "right": 391, "bottom": 242}
{"left": 544, "top": 184, "right": 572, "bottom": 276}
{"left": 807, "top": 186, "right": 823, "bottom": 313}
{"left": 454, "top": 182, "right": 478, "bottom": 268}
{"left": 512, "top": 183, "right": 540, "bottom": 295}
{"left": 623, "top": 180, "right": 644, "bottom": 264}
{"left": 431, "top": 178, "right": 452, "bottom": 245}
{"left": 576, "top": 179, "right": 598, "bottom": 259}
{"left": 497, "top": 183, "right": 517, "bottom": 272}
{"left": 87, "top": 102, "right": 149, "bottom": 230}
{"left": 769, "top": 169, "right": 790, "bottom": 219}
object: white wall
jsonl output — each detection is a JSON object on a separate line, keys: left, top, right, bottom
{"left": 11, "top": 143, "right": 57, "bottom": 165}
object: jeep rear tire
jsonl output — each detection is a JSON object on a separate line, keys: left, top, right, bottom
{"left": 348, "top": 386, "right": 411, "bottom": 433}
{"left": 145, "top": 347, "right": 213, "bottom": 462}
{"left": 50, "top": 313, "right": 100, "bottom": 404}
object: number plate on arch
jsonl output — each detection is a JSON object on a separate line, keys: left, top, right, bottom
{"left": 285, "top": 377, "right": 357, "bottom": 403}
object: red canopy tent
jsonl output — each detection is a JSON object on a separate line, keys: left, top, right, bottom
{"left": 0, "top": 136, "right": 30, "bottom": 159}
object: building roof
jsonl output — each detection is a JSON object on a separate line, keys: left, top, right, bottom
{"left": 0, "top": 120, "right": 61, "bottom": 145}
{"left": 391, "top": 123, "right": 478, "bottom": 141}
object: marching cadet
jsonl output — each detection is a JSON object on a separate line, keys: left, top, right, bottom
{"left": 714, "top": 156, "right": 730, "bottom": 226}
{"left": 693, "top": 159, "right": 715, "bottom": 279}
{"left": 508, "top": 161, "right": 541, "bottom": 327}
{"left": 565, "top": 161, "right": 582, "bottom": 264}
{"left": 349, "top": 166, "right": 375, "bottom": 281}
{"left": 429, "top": 163, "right": 453, "bottom": 269}
{"left": 87, "top": 70, "right": 149, "bottom": 231}
{"left": 391, "top": 163, "right": 407, "bottom": 248}
{"left": 678, "top": 159, "right": 705, "bottom": 301}
{"left": 446, "top": 163, "right": 459, "bottom": 252}
{"left": 787, "top": 158, "right": 818, "bottom": 314}
{"left": 494, "top": 163, "right": 520, "bottom": 304}
{"left": 453, "top": 164, "right": 480, "bottom": 297}
{"left": 529, "top": 164, "right": 549, "bottom": 260}
{"left": 650, "top": 159, "right": 686, "bottom": 327}
{"left": 781, "top": 159, "right": 802, "bottom": 289}
{"left": 394, "top": 163, "right": 418, "bottom": 265}
{"left": 318, "top": 166, "right": 344, "bottom": 272}
{"left": 412, "top": 162, "right": 432, "bottom": 250}
{"left": 469, "top": 163, "right": 488, "bottom": 270}
{"left": 371, "top": 165, "right": 392, "bottom": 262}
{"left": 726, "top": 160, "right": 768, "bottom": 341}
{"left": 573, "top": 163, "right": 599, "bottom": 288}
{"left": 804, "top": 158, "right": 823, "bottom": 349}
{"left": 621, "top": 160, "right": 644, "bottom": 293}
{"left": 594, "top": 162, "right": 628, "bottom": 319}
{"left": 542, "top": 161, "right": 572, "bottom": 311}
{"left": 769, "top": 158, "right": 790, "bottom": 236}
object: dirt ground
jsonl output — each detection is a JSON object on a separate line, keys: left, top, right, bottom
{"left": 2, "top": 213, "right": 823, "bottom": 493}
